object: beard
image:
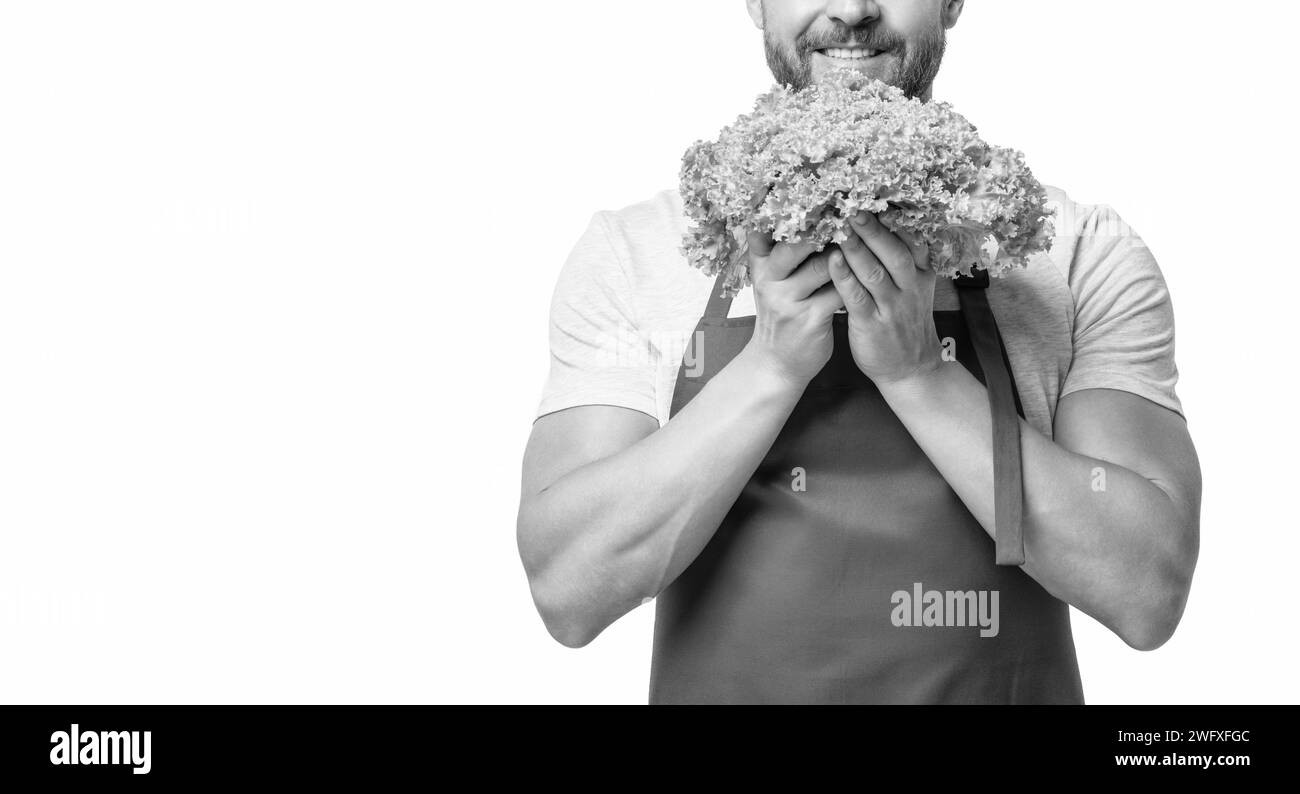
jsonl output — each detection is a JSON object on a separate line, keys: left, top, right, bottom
{"left": 763, "top": 19, "right": 946, "bottom": 98}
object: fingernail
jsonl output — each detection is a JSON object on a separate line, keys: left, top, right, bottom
{"left": 853, "top": 212, "right": 869, "bottom": 225}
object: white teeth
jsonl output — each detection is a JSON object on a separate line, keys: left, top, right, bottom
{"left": 822, "top": 47, "right": 875, "bottom": 59}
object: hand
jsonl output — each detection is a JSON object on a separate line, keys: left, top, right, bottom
{"left": 828, "top": 211, "right": 943, "bottom": 386}
{"left": 741, "top": 229, "right": 844, "bottom": 387}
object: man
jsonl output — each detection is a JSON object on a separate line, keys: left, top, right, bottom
{"left": 516, "top": 0, "right": 1201, "bottom": 704}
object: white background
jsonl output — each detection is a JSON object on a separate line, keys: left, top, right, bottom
{"left": 1, "top": 0, "right": 1296, "bottom": 703}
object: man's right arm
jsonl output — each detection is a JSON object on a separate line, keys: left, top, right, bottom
{"left": 517, "top": 344, "right": 805, "bottom": 648}
{"left": 517, "top": 233, "right": 840, "bottom": 647}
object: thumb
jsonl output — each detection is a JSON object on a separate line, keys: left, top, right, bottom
{"left": 829, "top": 249, "right": 876, "bottom": 315}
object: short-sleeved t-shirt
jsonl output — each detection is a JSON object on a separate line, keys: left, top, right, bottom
{"left": 535, "top": 184, "right": 1182, "bottom": 437}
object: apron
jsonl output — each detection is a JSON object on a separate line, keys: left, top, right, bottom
{"left": 648, "top": 268, "right": 1085, "bottom": 704}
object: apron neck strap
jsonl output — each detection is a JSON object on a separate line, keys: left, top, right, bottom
{"left": 955, "top": 267, "right": 1026, "bottom": 567}
{"left": 704, "top": 270, "right": 735, "bottom": 320}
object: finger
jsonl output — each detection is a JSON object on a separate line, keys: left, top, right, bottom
{"left": 745, "top": 228, "right": 776, "bottom": 257}
{"left": 828, "top": 249, "right": 877, "bottom": 317}
{"left": 748, "top": 229, "right": 816, "bottom": 283}
{"left": 805, "top": 280, "right": 846, "bottom": 316}
{"left": 767, "top": 239, "right": 823, "bottom": 281}
{"left": 838, "top": 221, "right": 902, "bottom": 295}
{"left": 746, "top": 229, "right": 775, "bottom": 263}
{"left": 783, "top": 249, "right": 834, "bottom": 299}
{"left": 851, "top": 212, "right": 917, "bottom": 288}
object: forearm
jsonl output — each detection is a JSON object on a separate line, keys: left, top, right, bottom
{"left": 878, "top": 363, "right": 1195, "bottom": 649}
{"left": 519, "top": 344, "right": 805, "bottom": 646}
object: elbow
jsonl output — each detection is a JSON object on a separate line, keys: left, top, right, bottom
{"left": 539, "top": 603, "right": 601, "bottom": 649}
{"left": 1110, "top": 510, "right": 1199, "bottom": 652}
{"left": 1115, "top": 557, "right": 1196, "bottom": 652}
{"left": 517, "top": 515, "right": 605, "bottom": 649}
{"left": 517, "top": 499, "right": 660, "bottom": 649}
{"left": 1118, "top": 613, "right": 1178, "bottom": 652}
{"left": 529, "top": 578, "right": 606, "bottom": 649}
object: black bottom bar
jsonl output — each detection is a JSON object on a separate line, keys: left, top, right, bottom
{"left": 0, "top": 704, "right": 1288, "bottom": 783}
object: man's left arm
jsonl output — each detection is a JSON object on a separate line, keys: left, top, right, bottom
{"left": 828, "top": 209, "right": 1201, "bottom": 651}
{"left": 878, "top": 364, "right": 1201, "bottom": 651}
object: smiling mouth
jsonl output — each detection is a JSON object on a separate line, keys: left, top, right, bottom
{"left": 815, "top": 47, "right": 886, "bottom": 60}
{"left": 816, "top": 46, "right": 889, "bottom": 62}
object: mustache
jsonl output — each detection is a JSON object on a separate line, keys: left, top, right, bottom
{"left": 800, "top": 25, "right": 905, "bottom": 53}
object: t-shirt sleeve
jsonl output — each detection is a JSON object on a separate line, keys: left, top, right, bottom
{"left": 534, "top": 211, "right": 658, "bottom": 422}
{"left": 1059, "top": 204, "right": 1184, "bottom": 417}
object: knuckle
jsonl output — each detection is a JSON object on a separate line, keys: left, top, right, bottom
{"left": 863, "top": 265, "right": 889, "bottom": 284}
{"left": 846, "top": 285, "right": 871, "bottom": 306}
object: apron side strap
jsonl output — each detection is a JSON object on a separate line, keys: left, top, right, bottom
{"left": 703, "top": 270, "right": 737, "bottom": 320}
{"left": 955, "top": 273, "right": 1026, "bottom": 567}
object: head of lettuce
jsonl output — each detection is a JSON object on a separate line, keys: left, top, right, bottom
{"left": 679, "top": 68, "right": 1056, "bottom": 297}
